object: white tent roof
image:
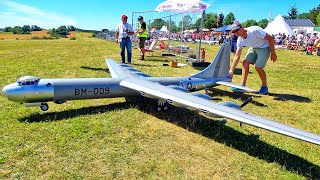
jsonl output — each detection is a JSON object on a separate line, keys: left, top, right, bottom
{"left": 157, "top": 26, "right": 169, "bottom": 33}
{"left": 265, "top": 14, "right": 295, "bottom": 35}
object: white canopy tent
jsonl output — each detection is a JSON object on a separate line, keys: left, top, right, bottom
{"left": 265, "top": 14, "right": 295, "bottom": 35}
{"left": 155, "top": 0, "right": 210, "bottom": 60}
{"left": 158, "top": 26, "right": 169, "bottom": 33}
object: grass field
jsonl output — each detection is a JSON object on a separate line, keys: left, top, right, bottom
{"left": 0, "top": 30, "right": 92, "bottom": 40}
{"left": 0, "top": 35, "right": 320, "bottom": 179}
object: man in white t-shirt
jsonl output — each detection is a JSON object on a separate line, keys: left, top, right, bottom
{"left": 115, "top": 14, "right": 135, "bottom": 64}
{"left": 296, "top": 32, "right": 304, "bottom": 49}
{"left": 229, "top": 20, "right": 277, "bottom": 94}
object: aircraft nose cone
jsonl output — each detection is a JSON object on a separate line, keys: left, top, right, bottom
{"left": 2, "top": 85, "right": 9, "bottom": 98}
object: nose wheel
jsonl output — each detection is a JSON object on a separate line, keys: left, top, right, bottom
{"left": 40, "top": 103, "right": 49, "bottom": 111}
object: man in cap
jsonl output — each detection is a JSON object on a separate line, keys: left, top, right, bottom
{"left": 229, "top": 20, "right": 277, "bottom": 94}
{"left": 115, "top": 14, "right": 135, "bottom": 64}
{"left": 136, "top": 16, "right": 148, "bottom": 60}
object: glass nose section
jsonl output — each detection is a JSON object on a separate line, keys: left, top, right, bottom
{"left": 2, "top": 85, "right": 10, "bottom": 98}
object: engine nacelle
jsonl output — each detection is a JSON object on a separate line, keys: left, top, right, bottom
{"left": 201, "top": 101, "right": 241, "bottom": 118}
{"left": 166, "top": 99, "right": 196, "bottom": 110}
{"left": 190, "top": 92, "right": 212, "bottom": 100}
{"left": 217, "top": 101, "right": 241, "bottom": 109}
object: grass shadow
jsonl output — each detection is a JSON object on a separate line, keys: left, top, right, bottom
{"left": 209, "top": 88, "right": 267, "bottom": 107}
{"left": 81, "top": 66, "right": 109, "bottom": 73}
{"left": 233, "top": 68, "right": 254, "bottom": 75}
{"left": 134, "top": 102, "right": 320, "bottom": 178}
{"left": 130, "top": 63, "right": 157, "bottom": 67}
{"left": 18, "top": 102, "right": 131, "bottom": 123}
{"left": 268, "top": 92, "right": 312, "bottom": 102}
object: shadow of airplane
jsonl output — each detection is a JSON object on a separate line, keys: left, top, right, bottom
{"left": 19, "top": 102, "right": 131, "bottom": 123}
{"left": 19, "top": 100, "right": 320, "bottom": 178}
{"left": 81, "top": 66, "right": 110, "bottom": 73}
{"left": 209, "top": 88, "right": 267, "bottom": 107}
{"left": 268, "top": 92, "right": 312, "bottom": 102}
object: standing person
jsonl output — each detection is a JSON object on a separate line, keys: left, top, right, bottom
{"left": 115, "top": 14, "right": 134, "bottom": 64}
{"left": 296, "top": 32, "right": 304, "bottom": 50}
{"left": 229, "top": 20, "right": 277, "bottom": 94}
{"left": 136, "top": 16, "right": 148, "bottom": 60}
{"left": 230, "top": 33, "right": 238, "bottom": 53}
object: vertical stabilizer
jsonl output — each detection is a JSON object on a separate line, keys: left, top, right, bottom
{"left": 191, "top": 43, "right": 231, "bottom": 79}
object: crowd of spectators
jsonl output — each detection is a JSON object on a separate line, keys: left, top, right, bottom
{"left": 273, "top": 32, "right": 320, "bottom": 55}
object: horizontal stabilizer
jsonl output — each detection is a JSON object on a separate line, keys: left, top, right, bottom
{"left": 216, "top": 81, "right": 257, "bottom": 92}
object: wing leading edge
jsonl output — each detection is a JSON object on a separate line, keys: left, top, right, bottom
{"left": 106, "top": 59, "right": 152, "bottom": 78}
{"left": 120, "top": 78, "right": 320, "bottom": 146}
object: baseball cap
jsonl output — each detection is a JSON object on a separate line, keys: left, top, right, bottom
{"left": 121, "top": 14, "right": 128, "bottom": 19}
{"left": 138, "top": 16, "right": 143, "bottom": 20}
{"left": 231, "top": 20, "right": 242, "bottom": 33}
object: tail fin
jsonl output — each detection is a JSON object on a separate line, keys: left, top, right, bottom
{"left": 191, "top": 43, "right": 231, "bottom": 79}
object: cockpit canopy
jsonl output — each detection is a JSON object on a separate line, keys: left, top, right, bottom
{"left": 16, "top": 76, "right": 40, "bottom": 86}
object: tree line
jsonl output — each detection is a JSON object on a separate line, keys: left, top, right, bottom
{"left": 4, "top": 25, "right": 42, "bottom": 34}
{"left": 3, "top": 25, "right": 77, "bottom": 38}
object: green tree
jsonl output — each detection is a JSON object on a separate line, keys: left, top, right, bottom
{"left": 218, "top": 12, "right": 224, "bottom": 27}
{"left": 31, "top": 25, "right": 42, "bottom": 31}
{"left": 21, "top": 25, "right": 31, "bottom": 34}
{"left": 317, "top": 11, "right": 320, "bottom": 26}
{"left": 204, "top": 12, "right": 218, "bottom": 28}
{"left": 258, "top": 19, "right": 269, "bottom": 29}
{"left": 309, "top": 5, "right": 320, "bottom": 25}
{"left": 178, "top": 15, "right": 192, "bottom": 31}
{"left": 224, "top": 12, "right": 235, "bottom": 25}
{"left": 12, "top": 26, "right": 22, "bottom": 34}
{"left": 48, "top": 28, "right": 59, "bottom": 37}
{"left": 150, "top": 18, "right": 167, "bottom": 29}
{"left": 191, "top": 18, "right": 201, "bottom": 30}
{"left": 288, "top": 4, "right": 298, "bottom": 19}
{"left": 68, "top": 25, "right": 76, "bottom": 31}
{"left": 242, "top": 19, "right": 257, "bottom": 27}
{"left": 4, "top": 26, "right": 12, "bottom": 32}
{"left": 298, "top": 12, "right": 310, "bottom": 19}
{"left": 57, "top": 25, "right": 69, "bottom": 38}
{"left": 167, "top": 20, "right": 178, "bottom": 33}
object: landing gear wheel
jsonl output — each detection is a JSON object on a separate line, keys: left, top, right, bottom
{"left": 157, "top": 106, "right": 162, "bottom": 112}
{"left": 40, "top": 103, "right": 49, "bottom": 111}
{"left": 163, "top": 106, "right": 168, "bottom": 111}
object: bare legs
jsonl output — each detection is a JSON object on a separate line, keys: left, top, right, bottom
{"left": 255, "top": 66, "right": 267, "bottom": 86}
{"left": 241, "top": 60, "right": 267, "bottom": 87}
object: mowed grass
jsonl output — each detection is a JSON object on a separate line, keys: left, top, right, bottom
{"left": 0, "top": 36, "right": 320, "bottom": 179}
{"left": 0, "top": 30, "right": 92, "bottom": 40}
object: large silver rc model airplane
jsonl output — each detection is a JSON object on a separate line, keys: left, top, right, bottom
{"left": 2, "top": 44, "right": 320, "bottom": 146}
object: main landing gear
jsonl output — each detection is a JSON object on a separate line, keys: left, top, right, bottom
{"left": 40, "top": 103, "right": 49, "bottom": 111}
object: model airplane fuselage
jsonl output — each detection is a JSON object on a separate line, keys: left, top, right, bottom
{"left": 2, "top": 43, "right": 320, "bottom": 146}
{"left": 2, "top": 76, "right": 221, "bottom": 106}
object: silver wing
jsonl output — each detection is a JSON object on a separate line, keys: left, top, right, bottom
{"left": 120, "top": 78, "right": 320, "bottom": 146}
{"left": 106, "top": 59, "right": 152, "bottom": 78}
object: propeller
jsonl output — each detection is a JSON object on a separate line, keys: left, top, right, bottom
{"left": 240, "top": 97, "right": 253, "bottom": 108}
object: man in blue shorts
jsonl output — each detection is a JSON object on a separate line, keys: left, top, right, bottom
{"left": 229, "top": 20, "right": 277, "bottom": 94}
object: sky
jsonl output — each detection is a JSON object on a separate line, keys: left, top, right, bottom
{"left": 0, "top": 0, "right": 319, "bottom": 31}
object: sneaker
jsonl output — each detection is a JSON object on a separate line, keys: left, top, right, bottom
{"left": 231, "top": 87, "right": 246, "bottom": 92}
{"left": 259, "top": 86, "right": 268, "bottom": 94}
{"left": 231, "top": 84, "right": 246, "bottom": 92}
